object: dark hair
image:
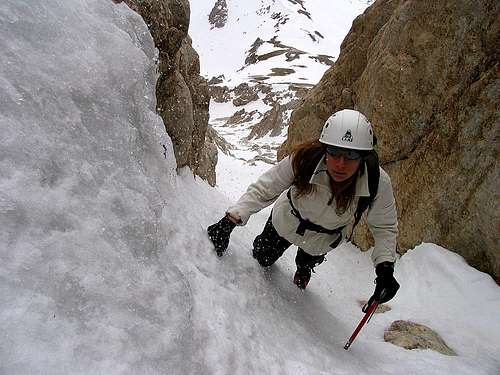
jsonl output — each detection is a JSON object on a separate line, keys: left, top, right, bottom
{"left": 291, "top": 140, "right": 325, "bottom": 195}
{"left": 290, "top": 140, "right": 361, "bottom": 213}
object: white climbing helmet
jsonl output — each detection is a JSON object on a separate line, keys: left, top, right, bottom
{"left": 319, "top": 109, "right": 374, "bottom": 150}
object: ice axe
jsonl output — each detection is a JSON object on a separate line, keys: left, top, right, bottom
{"left": 343, "top": 289, "right": 387, "bottom": 350}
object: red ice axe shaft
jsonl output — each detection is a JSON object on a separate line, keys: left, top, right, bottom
{"left": 344, "top": 290, "right": 386, "bottom": 350}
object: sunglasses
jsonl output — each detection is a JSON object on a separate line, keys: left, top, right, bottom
{"left": 326, "top": 145, "right": 362, "bottom": 160}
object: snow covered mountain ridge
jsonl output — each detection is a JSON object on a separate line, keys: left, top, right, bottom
{"left": 191, "top": 0, "right": 373, "bottom": 85}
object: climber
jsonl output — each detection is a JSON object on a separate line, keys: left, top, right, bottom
{"left": 207, "top": 109, "right": 399, "bottom": 305}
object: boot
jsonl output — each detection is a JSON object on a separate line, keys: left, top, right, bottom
{"left": 293, "top": 267, "right": 311, "bottom": 289}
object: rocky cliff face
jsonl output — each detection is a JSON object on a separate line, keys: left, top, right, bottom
{"left": 121, "top": 0, "right": 217, "bottom": 185}
{"left": 279, "top": 0, "right": 499, "bottom": 281}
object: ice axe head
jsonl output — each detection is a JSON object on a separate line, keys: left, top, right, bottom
{"left": 362, "top": 288, "right": 388, "bottom": 312}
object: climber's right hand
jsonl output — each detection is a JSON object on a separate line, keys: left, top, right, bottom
{"left": 207, "top": 216, "right": 236, "bottom": 256}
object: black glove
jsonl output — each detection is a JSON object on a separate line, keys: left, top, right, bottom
{"left": 207, "top": 216, "right": 236, "bottom": 256}
{"left": 367, "top": 262, "right": 400, "bottom": 306}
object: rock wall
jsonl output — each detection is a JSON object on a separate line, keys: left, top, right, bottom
{"left": 279, "top": 0, "right": 500, "bottom": 282}
{"left": 119, "top": 0, "right": 217, "bottom": 185}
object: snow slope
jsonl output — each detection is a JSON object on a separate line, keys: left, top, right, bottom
{"left": 1, "top": 1, "right": 499, "bottom": 374}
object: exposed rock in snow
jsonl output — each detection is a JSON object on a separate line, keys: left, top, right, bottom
{"left": 246, "top": 104, "right": 286, "bottom": 140}
{"left": 384, "top": 320, "right": 457, "bottom": 356}
{"left": 227, "top": 109, "right": 261, "bottom": 125}
{"left": 309, "top": 54, "right": 335, "bottom": 66}
{"left": 209, "top": 0, "right": 228, "bottom": 29}
{"left": 243, "top": 36, "right": 313, "bottom": 74}
{"left": 246, "top": 154, "right": 276, "bottom": 165}
{"left": 205, "top": 125, "right": 234, "bottom": 155}
{"left": 232, "top": 83, "right": 259, "bottom": 106}
{"left": 208, "top": 81, "right": 310, "bottom": 162}
{"left": 269, "top": 67, "right": 295, "bottom": 76}
{"left": 358, "top": 300, "right": 392, "bottom": 313}
{"left": 209, "top": 84, "right": 231, "bottom": 103}
{"left": 246, "top": 145, "right": 277, "bottom": 165}
{"left": 208, "top": 74, "right": 226, "bottom": 85}
{"left": 256, "top": 83, "right": 274, "bottom": 95}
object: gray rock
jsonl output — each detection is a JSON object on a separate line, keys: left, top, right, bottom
{"left": 246, "top": 104, "right": 285, "bottom": 140}
{"left": 245, "top": 38, "right": 265, "bottom": 66}
{"left": 256, "top": 83, "right": 273, "bottom": 95}
{"left": 247, "top": 155, "right": 276, "bottom": 165}
{"left": 209, "top": 85, "right": 231, "bottom": 103}
{"left": 205, "top": 126, "right": 233, "bottom": 156}
{"left": 227, "top": 109, "right": 260, "bottom": 125}
{"left": 269, "top": 67, "right": 295, "bottom": 76}
{"left": 209, "top": 0, "right": 228, "bottom": 29}
{"left": 232, "top": 83, "right": 259, "bottom": 106}
{"left": 248, "top": 85, "right": 309, "bottom": 141}
{"left": 208, "top": 75, "right": 225, "bottom": 85}
{"left": 384, "top": 320, "right": 456, "bottom": 356}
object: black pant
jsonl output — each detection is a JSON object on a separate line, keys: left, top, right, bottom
{"left": 253, "top": 214, "right": 326, "bottom": 269}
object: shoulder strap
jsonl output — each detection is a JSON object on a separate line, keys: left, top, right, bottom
{"left": 348, "top": 150, "right": 380, "bottom": 241}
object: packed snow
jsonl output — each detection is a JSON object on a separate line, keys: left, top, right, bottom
{"left": 1, "top": 1, "right": 499, "bottom": 374}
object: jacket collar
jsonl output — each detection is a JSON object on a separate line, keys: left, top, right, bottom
{"left": 309, "top": 156, "right": 370, "bottom": 197}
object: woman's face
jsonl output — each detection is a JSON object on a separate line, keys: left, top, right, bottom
{"left": 325, "top": 148, "right": 361, "bottom": 182}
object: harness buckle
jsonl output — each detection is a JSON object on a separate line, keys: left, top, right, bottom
{"left": 296, "top": 221, "right": 307, "bottom": 236}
